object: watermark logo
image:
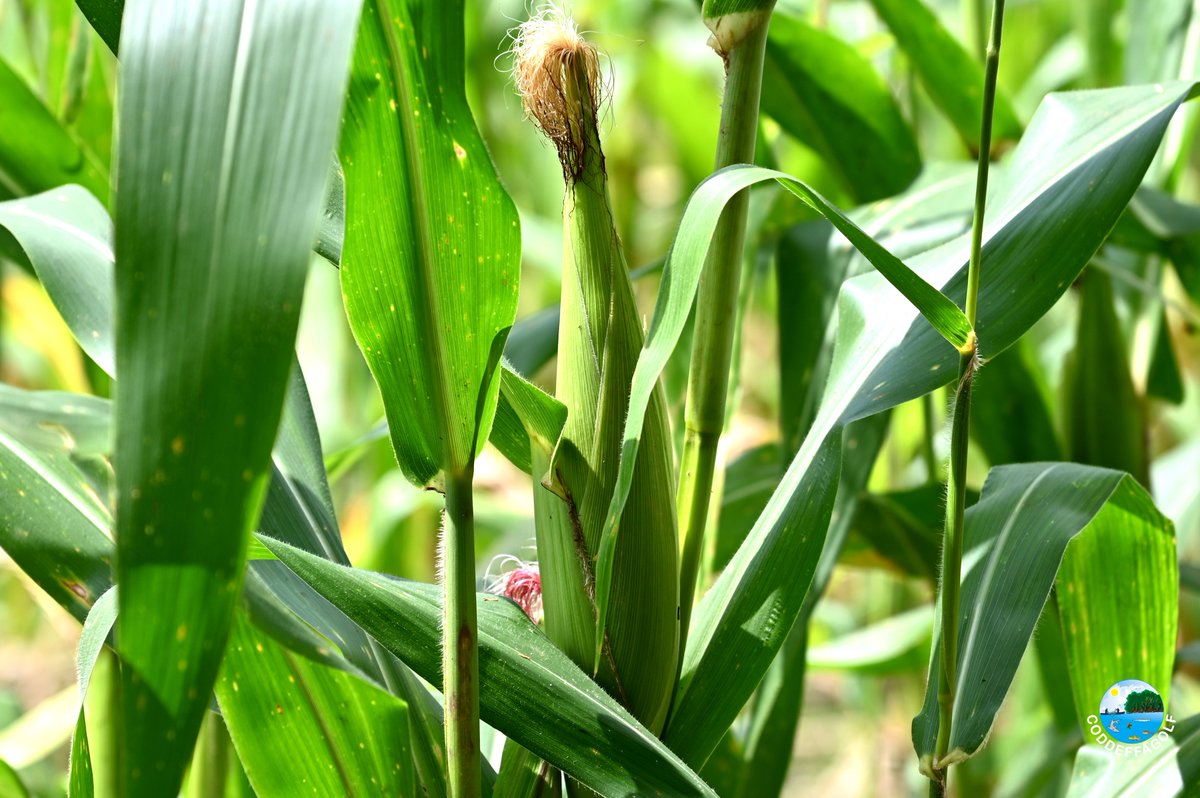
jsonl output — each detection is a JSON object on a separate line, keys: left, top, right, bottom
{"left": 1085, "top": 678, "right": 1176, "bottom": 756}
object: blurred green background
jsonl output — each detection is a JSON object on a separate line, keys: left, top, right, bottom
{"left": 2, "top": 0, "right": 1199, "bottom": 795}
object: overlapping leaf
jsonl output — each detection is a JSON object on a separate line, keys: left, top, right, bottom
{"left": 260, "top": 537, "right": 718, "bottom": 798}
{"left": 217, "top": 614, "right": 415, "bottom": 796}
{"left": 866, "top": 0, "right": 1022, "bottom": 151}
{"left": 763, "top": 13, "right": 920, "bottom": 201}
{"left": 658, "top": 82, "right": 1200, "bottom": 766}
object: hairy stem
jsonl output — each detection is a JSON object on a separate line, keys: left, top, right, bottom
{"left": 677, "top": 12, "right": 772, "bottom": 656}
{"left": 932, "top": 0, "right": 1004, "bottom": 790}
{"left": 443, "top": 467, "right": 480, "bottom": 798}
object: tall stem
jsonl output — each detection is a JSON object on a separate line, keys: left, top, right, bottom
{"left": 677, "top": 14, "right": 772, "bottom": 654}
{"left": 443, "top": 467, "right": 480, "bottom": 798}
{"left": 932, "top": 1, "right": 1004, "bottom": 792}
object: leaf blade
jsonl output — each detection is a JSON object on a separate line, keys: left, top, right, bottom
{"left": 112, "top": 1, "right": 361, "bottom": 790}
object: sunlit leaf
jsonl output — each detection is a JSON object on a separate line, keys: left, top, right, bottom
{"left": 911, "top": 464, "right": 1175, "bottom": 771}
{"left": 260, "top": 536, "right": 718, "bottom": 798}
{"left": 111, "top": 1, "right": 361, "bottom": 790}
{"left": 665, "top": 82, "right": 1200, "bottom": 767}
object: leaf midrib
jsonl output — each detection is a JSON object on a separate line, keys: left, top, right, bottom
{"left": 376, "top": 0, "right": 461, "bottom": 475}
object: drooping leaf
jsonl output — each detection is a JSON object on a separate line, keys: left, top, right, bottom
{"left": 338, "top": 0, "right": 521, "bottom": 486}
{"left": 866, "top": 0, "right": 1023, "bottom": 152}
{"left": 591, "top": 164, "right": 972, "bottom": 683}
{"left": 763, "top": 13, "right": 921, "bottom": 201}
{"left": 260, "top": 537, "right": 718, "bottom": 798}
{"left": 911, "top": 464, "right": 1175, "bottom": 771}
{"left": 0, "top": 187, "right": 114, "bottom": 371}
{"left": 66, "top": 585, "right": 116, "bottom": 798}
{"left": 664, "top": 82, "right": 1200, "bottom": 767}
{"left": 111, "top": 1, "right": 361, "bottom": 791}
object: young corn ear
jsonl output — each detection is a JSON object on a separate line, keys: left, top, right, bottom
{"left": 512, "top": 10, "right": 680, "bottom": 732}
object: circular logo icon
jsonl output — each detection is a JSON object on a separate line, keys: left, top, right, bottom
{"left": 1098, "top": 679, "right": 1165, "bottom": 744}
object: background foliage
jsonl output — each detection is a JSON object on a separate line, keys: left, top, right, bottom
{"left": 0, "top": 0, "right": 1198, "bottom": 796}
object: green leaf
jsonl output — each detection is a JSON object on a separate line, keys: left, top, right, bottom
{"left": 0, "top": 382, "right": 450, "bottom": 794}
{"left": 866, "top": 0, "right": 1023, "bottom": 151}
{"left": 1147, "top": 307, "right": 1185, "bottom": 404}
{"left": 494, "top": 739, "right": 560, "bottom": 798}
{"left": 1066, "top": 713, "right": 1200, "bottom": 796}
{"left": 776, "top": 222, "right": 844, "bottom": 453}
{"left": 67, "top": 585, "right": 117, "bottom": 798}
{"left": 0, "top": 759, "right": 29, "bottom": 798}
{"left": 0, "top": 187, "right": 114, "bottom": 372}
{"left": 848, "top": 484, "right": 980, "bottom": 581}
{"left": 763, "top": 13, "right": 921, "bottom": 201}
{"left": 339, "top": 0, "right": 520, "bottom": 486}
{"left": 1126, "top": 0, "right": 1195, "bottom": 86}
{"left": 911, "top": 464, "right": 1175, "bottom": 770}
{"left": 259, "top": 537, "right": 719, "bottom": 798}
{"left": 592, "top": 165, "right": 970, "bottom": 681}
{"left": 807, "top": 605, "right": 932, "bottom": 674}
{"left": 0, "top": 55, "right": 107, "bottom": 200}
{"left": 1056, "top": 479, "right": 1178, "bottom": 743}
{"left": 74, "top": 0, "right": 121, "bottom": 55}
{"left": 0, "top": 384, "right": 113, "bottom": 622}
{"left": 489, "top": 364, "right": 567, "bottom": 479}
{"left": 314, "top": 159, "right": 344, "bottom": 267}
{"left": 502, "top": 307, "right": 560, "bottom": 381}
{"left": 712, "top": 443, "right": 780, "bottom": 575}
{"left": 729, "top": 414, "right": 889, "bottom": 798}
{"left": 1065, "top": 268, "right": 1150, "bottom": 486}
{"left": 664, "top": 82, "right": 1200, "bottom": 767}
{"left": 0, "top": 178, "right": 447, "bottom": 797}
{"left": 112, "top": 1, "right": 361, "bottom": 792}
{"left": 970, "top": 341, "right": 1061, "bottom": 466}
{"left": 217, "top": 613, "right": 414, "bottom": 796}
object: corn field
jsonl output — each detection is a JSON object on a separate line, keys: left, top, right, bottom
{"left": 0, "top": 0, "right": 1198, "bottom": 796}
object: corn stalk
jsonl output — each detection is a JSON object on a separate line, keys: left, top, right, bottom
{"left": 513, "top": 12, "right": 680, "bottom": 732}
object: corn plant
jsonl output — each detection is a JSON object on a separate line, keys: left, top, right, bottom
{"left": 0, "top": 0, "right": 1197, "bottom": 796}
